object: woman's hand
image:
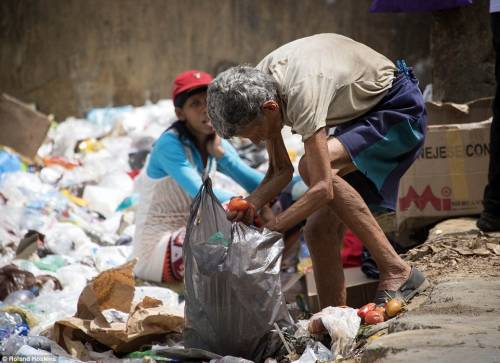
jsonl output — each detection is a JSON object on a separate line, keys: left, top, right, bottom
{"left": 207, "top": 133, "right": 225, "bottom": 159}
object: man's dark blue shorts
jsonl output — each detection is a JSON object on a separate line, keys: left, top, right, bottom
{"left": 333, "top": 71, "right": 427, "bottom": 213}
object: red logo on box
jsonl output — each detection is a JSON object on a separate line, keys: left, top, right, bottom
{"left": 399, "top": 185, "right": 452, "bottom": 211}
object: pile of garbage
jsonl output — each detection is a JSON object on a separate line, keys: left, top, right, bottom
{"left": 0, "top": 100, "right": 191, "bottom": 361}
{"left": 0, "top": 97, "right": 399, "bottom": 362}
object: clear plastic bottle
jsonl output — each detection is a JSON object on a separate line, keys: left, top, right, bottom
{"left": 3, "top": 289, "right": 35, "bottom": 306}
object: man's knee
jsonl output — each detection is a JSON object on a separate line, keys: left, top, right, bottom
{"left": 327, "top": 137, "right": 357, "bottom": 176}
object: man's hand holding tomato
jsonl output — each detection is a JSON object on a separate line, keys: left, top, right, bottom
{"left": 227, "top": 197, "right": 256, "bottom": 225}
{"left": 227, "top": 197, "right": 277, "bottom": 228}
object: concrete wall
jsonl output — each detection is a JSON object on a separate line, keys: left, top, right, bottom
{"left": 0, "top": 0, "right": 431, "bottom": 119}
{"left": 431, "top": 0, "right": 495, "bottom": 103}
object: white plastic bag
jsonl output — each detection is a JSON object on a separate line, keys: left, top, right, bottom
{"left": 309, "top": 306, "right": 361, "bottom": 357}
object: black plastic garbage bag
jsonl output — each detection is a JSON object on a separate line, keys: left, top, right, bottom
{"left": 183, "top": 178, "right": 292, "bottom": 362}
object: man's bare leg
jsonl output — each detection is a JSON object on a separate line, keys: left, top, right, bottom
{"left": 300, "top": 137, "right": 411, "bottom": 294}
{"left": 327, "top": 137, "right": 411, "bottom": 291}
{"left": 304, "top": 206, "right": 346, "bottom": 307}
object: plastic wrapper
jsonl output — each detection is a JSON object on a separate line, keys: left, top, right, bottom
{"left": 93, "top": 245, "right": 132, "bottom": 272}
{"left": 27, "top": 289, "right": 81, "bottom": 336}
{"left": 55, "top": 264, "right": 98, "bottom": 291}
{"left": 0, "top": 150, "right": 22, "bottom": 175}
{"left": 117, "top": 100, "right": 176, "bottom": 139}
{"left": 83, "top": 185, "right": 128, "bottom": 218}
{"left": 47, "top": 118, "right": 106, "bottom": 158}
{"left": 86, "top": 105, "right": 134, "bottom": 133}
{"left": 294, "top": 342, "right": 333, "bottom": 363}
{"left": 184, "top": 178, "right": 292, "bottom": 362}
{"left": 44, "top": 223, "right": 97, "bottom": 258}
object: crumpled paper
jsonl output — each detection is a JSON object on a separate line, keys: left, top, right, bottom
{"left": 52, "top": 259, "right": 184, "bottom": 359}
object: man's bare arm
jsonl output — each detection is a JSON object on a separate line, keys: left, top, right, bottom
{"left": 266, "top": 128, "right": 334, "bottom": 232}
{"left": 246, "top": 134, "right": 294, "bottom": 209}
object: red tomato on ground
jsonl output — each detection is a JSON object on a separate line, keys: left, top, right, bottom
{"left": 357, "top": 303, "right": 376, "bottom": 319}
{"left": 364, "top": 310, "right": 385, "bottom": 325}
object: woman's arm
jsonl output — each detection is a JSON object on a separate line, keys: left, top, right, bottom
{"left": 216, "top": 138, "right": 264, "bottom": 192}
{"left": 152, "top": 132, "right": 233, "bottom": 202}
{"left": 266, "top": 128, "right": 334, "bottom": 233}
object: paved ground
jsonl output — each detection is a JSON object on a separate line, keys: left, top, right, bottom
{"left": 358, "top": 218, "right": 500, "bottom": 363}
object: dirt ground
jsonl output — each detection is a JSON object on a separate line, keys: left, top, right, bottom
{"left": 402, "top": 218, "right": 500, "bottom": 282}
{"left": 346, "top": 217, "right": 500, "bottom": 363}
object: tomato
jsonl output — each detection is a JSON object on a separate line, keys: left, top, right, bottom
{"left": 357, "top": 303, "right": 376, "bottom": 319}
{"left": 228, "top": 197, "right": 250, "bottom": 211}
{"left": 385, "top": 299, "right": 402, "bottom": 317}
{"left": 364, "top": 310, "right": 385, "bottom": 325}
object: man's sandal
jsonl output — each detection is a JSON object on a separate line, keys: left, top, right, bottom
{"left": 374, "top": 266, "right": 430, "bottom": 305}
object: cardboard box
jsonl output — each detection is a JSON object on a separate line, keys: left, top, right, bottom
{"left": 396, "top": 98, "right": 492, "bottom": 232}
{"left": 0, "top": 93, "right": 51, "bottom": 159}
{"left": 305, "top": 267, "right": 378, "bottom": 312}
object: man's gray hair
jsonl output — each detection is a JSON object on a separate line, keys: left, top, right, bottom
{"left": 207, "top": 65, "right": 279, "bottom": 138}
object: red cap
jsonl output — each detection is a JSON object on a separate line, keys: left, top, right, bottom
{"left": 172, "top": 70, "right": 213, "bottom": 105}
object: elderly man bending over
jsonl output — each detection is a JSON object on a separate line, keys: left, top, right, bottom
{"left": 207, "top": 33, "right": 429, "bottom": 307}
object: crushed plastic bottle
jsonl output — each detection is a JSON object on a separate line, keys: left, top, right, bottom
{"left": 1, "top": 335, "right": 52, "bottom": 356}
{"left": 3, "top": 290, "right": 35, "bottom": 306}
{"left": 0, "top": 311, "right": 28, "bottom": 344}
{"left": 0, "top": 311, "right": 23, "bottom": 339}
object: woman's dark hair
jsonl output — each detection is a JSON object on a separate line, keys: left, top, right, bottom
{"left": 166, "top": 120, "right": 198, "bottom": 145}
